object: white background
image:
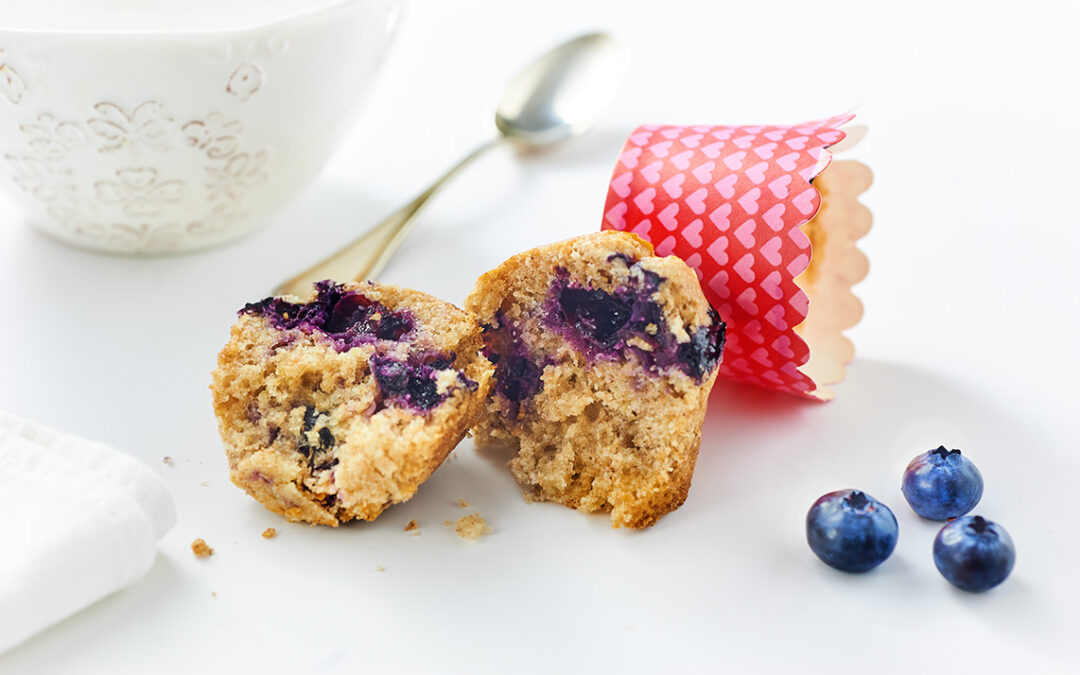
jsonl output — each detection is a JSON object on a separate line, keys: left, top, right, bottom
{"left": 2, "top": 0, "right": 1079, "bottom": 672}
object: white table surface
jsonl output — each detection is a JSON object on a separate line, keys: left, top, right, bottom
{"left": 2, "top": 1, "right": 1078, "bottom": 672}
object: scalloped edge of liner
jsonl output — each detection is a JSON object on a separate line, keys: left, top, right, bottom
{"left": 793, "top": 154, "right": 874, "bottom": 401}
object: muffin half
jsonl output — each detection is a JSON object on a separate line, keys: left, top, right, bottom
{"left": 466, "top": 232, "right": 725, "bottom": 528}
{"left": 212, "top": 280, "right": 493, "bottom": 526}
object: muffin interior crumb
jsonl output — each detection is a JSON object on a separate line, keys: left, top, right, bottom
{"left": 191, "top": 538, "right": 214, "bottom": 558}
{"left": 453, "top": 513, "right": 492, "bottom": 540}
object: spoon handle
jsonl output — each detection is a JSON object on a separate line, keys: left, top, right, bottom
{"left": 273, "top": 137, "right": 504, "bottom": 297}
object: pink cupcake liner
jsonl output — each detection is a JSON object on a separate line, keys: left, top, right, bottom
{"left": 601, "top": 114, "right": 872, "bottom": 400}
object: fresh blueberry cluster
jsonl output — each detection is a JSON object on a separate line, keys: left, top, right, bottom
{"left": 806, "top": 447, "right": 1015, "bottom": 592}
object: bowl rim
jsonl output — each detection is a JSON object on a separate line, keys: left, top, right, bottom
{"left": 0, "top": 0, "right": 393, "bottom": 37}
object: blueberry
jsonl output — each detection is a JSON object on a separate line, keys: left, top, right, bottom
{"left": 406, "top": 376, "right": 440, "bottom": 410}
{"left": 375, "top": 313, "right": 413, "bottom": 340}
{"left": 323, "top": 292, "right": 378, "bottom": 334}
{"left": 370, "top": 354, "right": 463, "bottom": 411}
{"left": 372, "top": 359, "right": 411, "bottom": 397}
{"left": 545, "top": 266, "right": 726, "bottom": 384}
{"left": 933, "top": 515, "right": 1015, "bottom": 592}
{"left": 676, "top": 309, "right": 726, "bottom": 379}
{"left": 558, "top": 287, "right": 631, "bottom": 346}
{"left": 296, "top": 406, "right": 334, "bottom": 467}
{"left": 606, "top": 252, "right": 638, "bottom": 266}
{"left": 494, "top": 353, "right": 544, "bottom": 402}
{"left": 241, "top": 280, "right": 415, "bottom": 350}
{"left": 806, "top": 489, "right": 899, "bottom": 573}
{"left": 901, "top": 446, "right": 984, "bottom": 520}
{"left": 427, "top": 353, "right": 455, "bottom": 371}
{"left": 481, "top": 314, "right": 545, "bottom": 406}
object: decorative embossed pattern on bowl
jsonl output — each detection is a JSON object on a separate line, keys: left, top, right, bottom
{"left": 0, "top": 0, "right": 402, "bottom": 254}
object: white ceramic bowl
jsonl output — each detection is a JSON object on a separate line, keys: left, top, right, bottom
{"left": 0, "top": 0, "right": 402, "bottom": 254}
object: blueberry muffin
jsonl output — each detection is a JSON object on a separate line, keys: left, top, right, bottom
{"left": 465, "top": 231, "right": 726, "bottom": 528}
{"left": 212, "top": 280, "right": 493, "bottom": 526}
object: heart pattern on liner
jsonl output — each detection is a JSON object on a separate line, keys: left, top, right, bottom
{"left": 601, "top": 114, "right": 853, "bottom": 399}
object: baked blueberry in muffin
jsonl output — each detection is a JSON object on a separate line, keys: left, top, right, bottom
{"left": 211, "top": 280, "right": 493, "bottom": 526}
{"left": 466, "top": 231, "right": 725, "bottom": 528}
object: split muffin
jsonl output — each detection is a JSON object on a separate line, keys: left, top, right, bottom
{"left": 466, "top": 231, "right": 725, "bottom": 528}
{"left": 212, "top": 280, "right": 493, "bottom": 526}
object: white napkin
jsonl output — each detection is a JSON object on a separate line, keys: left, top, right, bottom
{"left": 0, "top": 412, "right": 176, "bottom": 653}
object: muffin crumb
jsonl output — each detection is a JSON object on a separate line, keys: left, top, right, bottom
{"left": 191, "top": 538, "right": 214, "bottom": 558}
{"left": 456, "top": 498, "right": 471, "bottom": 508}
{"left": 375, "top": 565, "right": 385, "bottom": 572}
{"left": 404, "top": 519, "right": 418, "bottom": 531}
{"left": 453, "top": 513, "right": 491, "bottom": 541}
{"left": 162, "top": 456, "right": 174, "bottom": 466}
{"left": 261, "top": 528, "right": 277, "bottom": 539}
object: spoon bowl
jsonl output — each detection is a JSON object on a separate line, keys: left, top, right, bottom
{"left": 495, "top": 32, "right": 625, "bottom": 146}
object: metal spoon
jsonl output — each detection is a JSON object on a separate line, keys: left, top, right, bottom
{"left": 274, "top": 32, "right": 625, "bottom": 297}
